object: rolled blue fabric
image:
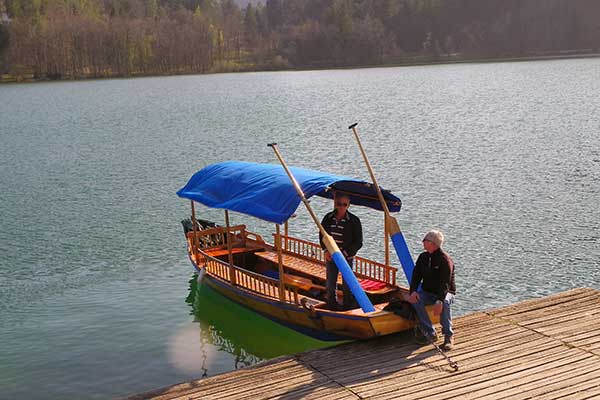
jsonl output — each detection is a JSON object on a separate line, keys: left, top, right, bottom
{"left": 391, "top": 232, "right": 415, "bottom": 285}
{"left": 331, "top": 251, "right": 375, "bottom": 313}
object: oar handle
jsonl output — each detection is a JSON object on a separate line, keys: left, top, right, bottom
{"left": 268, "top": 143, "right": 329, "bottom": 239}
{"left": 348, "top": 123, "right": 391, "bottom": 215}
{"left": 348, "top": 123, "right": 416, "bottom": 285}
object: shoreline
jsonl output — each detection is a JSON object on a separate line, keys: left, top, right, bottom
{"left": 2, "top": 51, "right": 599, "bottom": 84}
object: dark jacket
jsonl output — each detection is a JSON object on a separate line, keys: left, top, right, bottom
{"left": 410, "top": 248, "right": 456, "bottom": 301}
{"left": 319, "top": 210, "right": 363, "bottom": 258}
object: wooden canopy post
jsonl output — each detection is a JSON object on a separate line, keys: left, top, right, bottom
{"left": 225, "top": 210, "right": 236, "bottom": 285}
{"left": 284, "top": 221, "right": 289, "bottom": 251}
{"left": 191, "top": 201, "right": 198, "bottom": 259}
{"left": 384, "top": 215, "right": 390, "bottom": 267}
{"left": 275, "top": 224, "right": 286, "bottom": 302}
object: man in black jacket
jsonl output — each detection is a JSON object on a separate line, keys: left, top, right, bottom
{"left": 319, "top": 193, "right": 363, "bottom": 310}
{"left": 407, "top": 229, "right": 456, "bottom": 350}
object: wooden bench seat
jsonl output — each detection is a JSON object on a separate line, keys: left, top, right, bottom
{"left": 256, "top": 251, "right": 335, "bottom": 281}
{"left": 283, "top": 274, "right": 326, "bottom": 292}
{"left": 204, "top": 247, "right": 259, "bottom": 258}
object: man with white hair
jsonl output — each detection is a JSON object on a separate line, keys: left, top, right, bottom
{"left": 407, "top": 229, "right": 456, "bottom": 351}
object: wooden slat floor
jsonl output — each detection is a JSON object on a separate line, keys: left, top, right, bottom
{"left": 255, "top": 251, "right": 342, "bottom": 284}
{"left": 128, "top": 288, "right": 600, "bottom": 400}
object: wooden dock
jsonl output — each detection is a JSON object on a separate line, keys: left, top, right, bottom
{"left": 129, "top": 288, "right": 600, "bottom": 399}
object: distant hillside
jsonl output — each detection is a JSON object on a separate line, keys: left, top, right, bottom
{"left": 1, "top": 0, "right": 599, "bottom": 81}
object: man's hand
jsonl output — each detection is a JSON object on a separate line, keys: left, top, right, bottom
{"left": 433, "top": 302, "right": 443, "bottom": 316}
{"left": 407, "top": 291, "right": 419, "bottom": 304}
{"left": 324, "top": 251, "right": 332, "bottom": 262}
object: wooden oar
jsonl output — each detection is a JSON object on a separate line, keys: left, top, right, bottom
{"left": 416, "top": 325, "right": 459, "bottom": 371}
{"left": 268, "top": 143, "right": 375, "bottom": 313}
{"left": 348, "top": 122, "right": 415, "bottom": 284}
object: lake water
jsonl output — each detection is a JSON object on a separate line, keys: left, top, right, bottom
{"left": 1, "top": 58, "right": 599, "bottom": 399}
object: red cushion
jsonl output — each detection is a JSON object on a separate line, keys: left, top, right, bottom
{"left": 359, "top": 279, "right": 388, "bottom": 291}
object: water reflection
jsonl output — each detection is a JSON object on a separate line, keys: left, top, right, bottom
{"left": 183, "top": 273, "right": 332, "bottom": 375}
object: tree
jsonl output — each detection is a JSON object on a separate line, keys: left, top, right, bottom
{"left": 304, "top": 0, "right": 332, "bottom": 22}
{"left": 0, "top": 23, "right": 9, "bottom": 54}
{"left": 199, "top": 0, "right": 218, "bottom": 20}
{"left": 0, "top": 22, "right": 9, "bottom": 72}
{"left": 255, "top": 4, "right": 268, "bottom": 34}
{"left": 422, "top": 31, "right": 441, "bottom": 60}
{"left": 243, "top": 3, "right": 258, "bottom": 48}
{"left": 146, "top": 0, "right": 158, "bottom": 19}
{"left": 329, "top": 0, "right": 352, "bottom": 34}
{"left": 6, "top": 0, "right": 23, "bottom": 17}
{"left": 265, "top": 0, "right": 283, "bottom": 29}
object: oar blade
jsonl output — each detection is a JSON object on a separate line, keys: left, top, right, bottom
{"left": 330, "top": 251, "right": 376, "bottom": 313}
{"left": 390, "top": 232, "right": 415, "bottom": 285}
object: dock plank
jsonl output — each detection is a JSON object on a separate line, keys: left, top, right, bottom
{"left": 490, "top": 289, "right": 600, "bottom": 320}
{"left": 490, "top": 361, "right": 600, "bottom": 399}
{"left": 322, "top": 331, "right": 553, "bottom": 387}
{"left": 127, "top": 288, "right": 600, "bottom": 400}
{"left": 350, "top": 342, "right": 575, "bottom": 399}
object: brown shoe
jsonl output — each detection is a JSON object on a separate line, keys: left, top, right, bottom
{"left": 441, "top": 336, "right": 454, "bottom": 351}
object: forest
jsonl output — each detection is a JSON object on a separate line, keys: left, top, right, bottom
{"left": 1, "top": 0, "right": 599, "bottom": 80}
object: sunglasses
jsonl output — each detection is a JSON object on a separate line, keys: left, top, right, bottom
{"left": 335, "top": 201, "right": 349, "bottom": 207}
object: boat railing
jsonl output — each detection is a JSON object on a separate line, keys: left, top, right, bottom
{"left": 241, "top": 229, "right": 266, "bottom": 244}
{"left": 203, "top": 252, "right": 300, "bottom": 305}
{"left": 353, "top": 256, "right": 397, "bottom": 285}
{"left": 278, "top": 234, "right": 397, "bottom": 285}
{"left": 186, "top": 224, "right": 249, "bottom": 250}
{"left": 280, "top": 234, "right": 325, "bottom": 261}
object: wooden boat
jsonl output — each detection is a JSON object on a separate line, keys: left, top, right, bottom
{"left": 178, "top": 161, "right": 439, "bottom": 341}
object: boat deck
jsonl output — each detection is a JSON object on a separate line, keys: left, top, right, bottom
{"left": 127, "top": 287, "right": 600, "bottom": 399}
{"left": 255, "top": 250, "right": 396, "bottom": 294}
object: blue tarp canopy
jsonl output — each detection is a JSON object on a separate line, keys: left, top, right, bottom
{"left": 176, "top": 161, "right": 402, "bottom": 224}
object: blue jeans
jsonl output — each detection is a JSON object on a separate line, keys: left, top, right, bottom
{"left": 412, "top": 289, "right": 454, "bottom": 338}
{"left": 326, "top": 259, "right": 353, "bottom": 309}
